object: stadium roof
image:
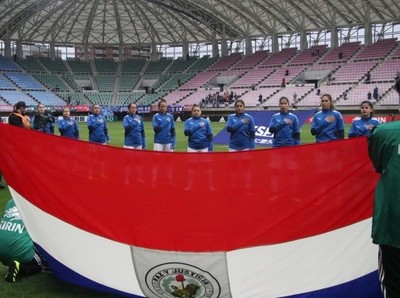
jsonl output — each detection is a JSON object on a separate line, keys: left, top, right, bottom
{"left": 0, "top": 0, "right": 399, "bottom": 47}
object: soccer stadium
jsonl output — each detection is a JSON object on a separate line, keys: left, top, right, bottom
{"left": 0, "top": 1, "right": 400, "bottom": 297}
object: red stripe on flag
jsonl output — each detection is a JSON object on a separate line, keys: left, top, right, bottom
{"left": 0, "top": 124, "right": 378, "bottom": 251}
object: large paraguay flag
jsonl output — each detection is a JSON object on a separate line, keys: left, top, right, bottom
{"left": 0, "top": 123, "right": 381, "bottom": 297}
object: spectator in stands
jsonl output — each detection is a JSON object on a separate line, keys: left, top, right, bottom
{"left": 310, "top": 94, "right": 345, "bottom": 142}
{"left": 58, "top": 107, "right": 79, "bottom": 139}
{"left": 367, "top": 91, "right": 372, "bottom": 100}
{"left": 152, "top": 99, "right": 176, "bottom": 151}
{"left": 367, "top": 78, "right": 400, "bottom": 298}
{"left": 8, "top": 101, "right": 30, "bottom": 129}
{"left": 281, "top": 77, "right": 286, "bottom": 87}
{"left": 123, "top": 103, "right": 146, "bottom": 150}
{"left": 343, "top": 91, "right": 348, "bottom": 100}
{"left": 293, "top": 92, "right": 297, "bottom": 102}
{"left": 31, "top": 104, "right": 55, "bottom": 134}
{"left": 258, "top": 94, "right": 263, "bottom": 103}
{"left": 366, "top": 72, "right": 371, "bottom": 84}
{"left": 269, "top": 97, "right": 300, "bottom": 147}
{"left": 184, "top": 104, "right": 213, "bottom": 152}
{"left": 200, "top": 97, "right": 206, "bottom": 108}
{"left": 226, "top": 99, "right": 255, "bottom": 151}
{"left": 373, "top": 86, "right": 379, "bottom": 101}
{"left": 338, "top": 51, "right": 343, "bottom": 59}
{"left": 396, "top": 71, "right": 400, "bottom": 81}
{"left": 316, "top": 88, "right": 321, "bottom": 96}
{"left": 285, "top": 69, "right": 289, "bottom": 76}
{"left": 0, "top": 198, "right": 45, "bottom": 283}
{"left": 348, "top": 101, "right": 379, "bottom": 138}
{"left": 87, "top": 104, "right": 110, "bottom": 144}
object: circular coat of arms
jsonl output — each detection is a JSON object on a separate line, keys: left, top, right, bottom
{"left": 145, "top": 262, "right": 221, "bottom": 298}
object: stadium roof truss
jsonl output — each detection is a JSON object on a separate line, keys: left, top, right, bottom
{"left": 0, "top": 0, "right": 399, "bottom": 47}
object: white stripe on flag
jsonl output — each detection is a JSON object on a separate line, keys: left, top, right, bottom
{"left": 11, "top": 188, "right": 144, "bottom": 296}
{"left": 227, "top": 218, "right": 377, "bottom": 297}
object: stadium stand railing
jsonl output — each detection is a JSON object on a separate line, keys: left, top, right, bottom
{"left": 95, "top": 75, "right": 116, "bottom": 92}
{"left": 121, "top": 59, "right": 147, "bottom": 74}
{"left": 206, "top": 53, "right": 243, "bottom": 71}
{"left": 230, "top": 68, "right": 277, "bottom": 89}
{"left": 38, "top": 57, "right": 69, "bottom": 74}
{"left": 4, "top": 72, "right": 46, "bottom": 90}
{"left": 115, "top": 92, "right": 145, "bottom": 106}
{"left": 67, "top": 58, "right": 92, "bottom": 74}
{"left": 0, "top": 55, "right": 22, "bottom": 72}
{"left": 94, "top": 59, "right": 118, "bottom": 74}
{"left": 15, "top": 56, "right": 47, "bottom": 73}
{"left": 259, "top": 48, "right": 297, "bottom": 67}
{"left": 353, "top": 38, "right": 397, "bottom": 61}
{"left": 179, "top": 71, "right": 219, "bottom": 90}
{"left": 163, "top": 90, "right": 193, "bottom": 105}
{"left": 167, "top": 58, "right": 197, "bottom": 73}
{"left": 0, "top": 90, "right": 38, "bottom": 106}
{"left": 28, "top": 91, "right": 66, "bottom": 106}
{"left": 0, "top": 74, "right": 17, "bottom": 90}
{"left": 144, "top": 59, "right": 173, "bottom": 74}
{"left": 33, "top": 74, "right": 70, "bottom": 92}
{"left": 57, "top": 91, "right": 91, "bottom": 105}
{"left": 261, "top": 85, "right": 314, "bottom": 109}
{"left": 317, "top": 41, "right": 361, "bottom": 64}
{"left": 232, "top": 50, "right": 270, "bottom": 70}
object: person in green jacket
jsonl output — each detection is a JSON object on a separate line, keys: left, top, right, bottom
{"left": 0, "top": 199, "right": 44, "bottom": 282}
{"left": 368, "top": 78, "right": 400, "bottom": 297}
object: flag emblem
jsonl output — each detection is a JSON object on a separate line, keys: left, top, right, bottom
{"left": 145, "top": 263, "right": 220, "bottom": 298}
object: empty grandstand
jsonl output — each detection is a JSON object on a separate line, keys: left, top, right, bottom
{"left": 0, "top": 1, "right": 398, "bottom": 118}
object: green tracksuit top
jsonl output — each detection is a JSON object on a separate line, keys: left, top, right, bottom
{"left": 0, "top": 199, "right": 35, "bottom": 266}
{"left": 368, "top": 121, "right": 400, "bottom": 248}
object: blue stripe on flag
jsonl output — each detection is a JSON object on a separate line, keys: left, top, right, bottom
{"left": 283, "top": 270, "right": 382, "bottom": 298}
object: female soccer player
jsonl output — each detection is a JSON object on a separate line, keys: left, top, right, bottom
{"left": 184, "top": 104, "right": 213, "bottom": 152}
{"left": 152, "top": 99, "right": 176, "bottom": 151}
{"left": 348, "top": 100, "right": 379, "bottom": 138}
{"left": 269, "top": 96, "right": 300, "bottom": 147}
{"left": 311, "top": 94, "right": 344, "bottom": 142}
{"left": 123, "top": 103, "right": 146, "bottom": 149}
{"left": 226, "top": 99, "right": 255, "bottom": 151}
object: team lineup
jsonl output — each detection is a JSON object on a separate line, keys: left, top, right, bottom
{"left": 6, "top": 94, "right": 380, "bottom": 152}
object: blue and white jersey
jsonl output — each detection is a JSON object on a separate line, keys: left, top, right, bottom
{"left": 269, "top": 111, "right": 300, "bottom": 147}
{"left": 226, "top": 113, "right": 255, "bottom": 150}
{"left": 123, "top": 113, "right": 145, "bottom": 147}
{"left": 184, "top": 116, "right": 213, "bottom": 151}
{"left": 58, "top": 117, "right": 79, "bottom": 139}
{"left": 152, "top": 112, "right": 175, "bottom": 145}
{"left": 87, "top": 114, "right": 109, "bottom": 144}
{"left": 348, "top": 116, "right": 379, "bottom": 138}
{"left": 311, "top": 109, "right": 344, "bottom": 143}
